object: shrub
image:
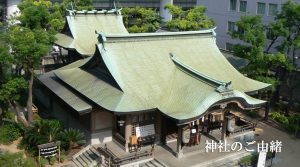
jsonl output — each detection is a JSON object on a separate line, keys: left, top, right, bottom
{"left": 20, "top": 119, "right": 63, "bottom": 154}
{"left": 286, "top": 114, "right": 300, "bottom": 132}
{"left": 270, "top": 112, "right": 289, "bottom": 125}
{"left": 0, "top": 152, "right": 37, "bottom": 167}
{"left": 0, "top": 122, "right": 22, "bottom": 144}
{"left": 39, "top": 157, "right": 48, "bottom": 167}
{"left": 3, "top": 111, "right": 16, "bottom": 120}
{"left": 49, "top": 156, "right": 57, "bottom": 165}
{"left": 239, "top": 153, "right": 258, "bottom": 166}
{"left": 58, "top": 128, "right": 86, "bottom": 151}
{"left": 60, "top": 154, "right": 66, "bottom": 163}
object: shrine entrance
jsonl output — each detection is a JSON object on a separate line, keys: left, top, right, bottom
{"left": 162, "top": 117, "right": 178, "bottom": 143}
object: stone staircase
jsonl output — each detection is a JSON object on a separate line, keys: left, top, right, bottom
{"left": 139, "top": 159, "right": 168, "bottom": 167}
{"left": 72, "top": 145, "right": 102, "bottom": 167}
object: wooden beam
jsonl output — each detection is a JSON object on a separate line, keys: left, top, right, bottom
{"left": 176, "top": 125, "right": 183, "bottom": 158}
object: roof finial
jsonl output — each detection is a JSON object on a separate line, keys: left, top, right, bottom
{"left": 113, "top": 0, "right": 120, "bottom": 15}
{"left": 96, "top": 31, "right": 107, "bottom": 50}
{"left": 211, "top": 27, "right": 217, "bottom": 43}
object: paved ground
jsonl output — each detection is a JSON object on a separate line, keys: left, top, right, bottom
{"left": 151, "top": 121, "right": 300, "bottom": 167}
{"left": 64, "top": 120, "right": 300, "bottom": 167}
{"left": 255, "top": 121, "right": 300, "bottom": 167}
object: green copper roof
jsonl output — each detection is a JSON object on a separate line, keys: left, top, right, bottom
{"left": 54, "top": 10, "right": 128, "bottom": 55}
{"left": 52, "top": 30, "right": 269, "bottom": 121}
{"left": 39, "top": 58, "right": 94, "bottom": 114}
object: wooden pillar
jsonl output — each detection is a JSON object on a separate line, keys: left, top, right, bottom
{"left": 125, "top": 115, "right": 132, "bottom": 152}
{"left": 207, "top": 114, "right": 211, "bottom": 133}
{"left": 264, "top": 102, "right": 270, "bottom": 121}
{"left": 161, "top": 116, "right": 167, "bottom": 144}
{"left": 155, "top": 112, "right": 162, "bottom": 143}
{"left": 176, "top": 125, "right": 183, "bottom": 158}
{"left": 221, "top": 111, "right": 227, "bottom": 141}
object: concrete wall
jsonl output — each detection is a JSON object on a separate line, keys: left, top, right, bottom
{"left": 91, "top": 110, "right": 114, "bottom": 144}
{"left": 91, "top": 130, "right": 113, "bottom": 145}
{"left": 196, "top": 0, "right": 300, "bottom": 50}
{"left": 160, "top": 0, "right": 173, "bottom": 21}
{"left": 6, "top": 0, "right": 20, "bottom": 19}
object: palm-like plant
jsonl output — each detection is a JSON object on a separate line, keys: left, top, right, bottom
{"left": 22, "top": 119, "right": 63, "bottom": 153}
{"left": 59, "top": 128, "right": 86, "bottom": 150}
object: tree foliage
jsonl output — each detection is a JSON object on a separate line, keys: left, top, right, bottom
{"left": 273, "top": 0, "right": 300, "bottom": 64}
{"left": 122, "top": 7, "right": 161, "bottom": 33}
{"left": 20, "top": 120, "right": 86, "bottom": 154}
{"left": 4, "top": 0, "right": 61, "bottom": 124}
{"left": 164, "top": 5, "right": 215, "bottom": 31}
{"left": 20, "top": 119, "right": 63, "bottom": 153}
{"left": 58, "top": 128, "right": 86, "bottom": 150}
{"left": 0, "top": 122, "right": 23, "bottom": 144}
{"left": 0, "top": 23, "right": 27, "bottom": 125}
{"left": 229, "top": 15, "right": 293, "bottom": 91}
{"left": 60, "top": 0, "right": 94, "bottom": 11}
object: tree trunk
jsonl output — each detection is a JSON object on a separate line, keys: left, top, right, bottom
{"left": 27, "top": 68, "right": 34, "bottom": 124}
{"left": 292, "top": 47, "right": 297, "bottom": 67}
{"left": 266, "top": 37, "right": 278, "bottom": 53}
{"left": 10, "top": 101, "right": 29, "bottom": 127}
{"left": 0, "top": 107, "right": 3, "bottom": 126}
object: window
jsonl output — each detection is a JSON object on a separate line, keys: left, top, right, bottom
{"left": 228, "top": 21, "right": 235, "bottom": 32}
{"left": 239, "top": 1, "right": 247, "bottom": 12}
{"left": 230, "top": 0, "right": 237, "bottom": 11}
{"left": 238, "top": 27, "right": 244, "bottom": 35}
{"left": 257, "top": 2, "right": 266, "bottom": 15}
{"left": 269, "top": 4, "right": 278, "bottom": 16}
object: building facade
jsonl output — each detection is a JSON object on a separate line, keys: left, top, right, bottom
{"left": 196, "top": 0, "right": 300, "bottom": 50}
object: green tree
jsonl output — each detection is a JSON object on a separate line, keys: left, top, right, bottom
{"left": 229, "top": 15, "right": 293, "bottom": 93}
{"left": 164, "top": 5, "right": 215, "bottom": 31}
{"left": 122, "top": 7, "right": 161, "bottom": 33}
{"left": 8, "top": 26, "right": 54, "bottom": 124}
{"left": 274, "top": 0, "right": 300, "bottom": 65}
{"left": 60, "top": 0, "right": 94, "bottom": 11}
{"left": 6, "top": 0, "right": 59, "bottom": 125}
{"left": 0, "top": 23, "right": 27, "bottom": 126}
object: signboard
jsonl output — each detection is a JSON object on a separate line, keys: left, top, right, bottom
{"left": 37, "top": 141, "right": 61, "bottom": 165}
{"left": 257, "top": 151, "right": 267, "bottom": 167}
{"left": 40, "top": 145, "right": 58, "bottom": 157}
{"left": 135, "top": 124, "right": 155, "bottom": 137}
{"left": 182, "top": 128, "right": 191, "bottom": 144}
{"left": 136, "top": 127, "right": 141, "bottom": 137}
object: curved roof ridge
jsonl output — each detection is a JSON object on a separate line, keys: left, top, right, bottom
{"left": 170, "top": 53, "right": 228, "bottom": 87}
{"left": 96, "top": 28, "right": 214, "bottom": 42}
{"left": 66, "top": 9, "right": 121, "bottom": 16}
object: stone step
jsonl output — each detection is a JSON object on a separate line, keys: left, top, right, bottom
{"left": 86, "top": 149, "right": 99, "bottom": 160}
{"left": 90, "top": 147, "right": 101, "bottom": 157}
{"left": 73, "top": 159, "right": 84, "bottom": 167}
{"left": 75, "top": 156, "right": 87, "bottom": 167}
{"left": 79, "top": 153, "right": 91, "bottom": 165}
{"left": 150, "top": 159, "right": 164, "bottom": 167}
{"left": 82, "top": 151, "right": 94, "bottom": 163}
{"left": 145, "top": 162, "right": 155, "bottom": 167}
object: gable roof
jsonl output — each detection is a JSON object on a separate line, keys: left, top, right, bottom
{"left": 51, "top": 29, "right": 270, "bottom": 122}
{"left": 54, "top": 10, "right": 129, "bottom": 56}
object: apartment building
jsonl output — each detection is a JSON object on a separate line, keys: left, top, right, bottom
{"left": 197, "top": 0, "right": 300, "bottom": 50}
